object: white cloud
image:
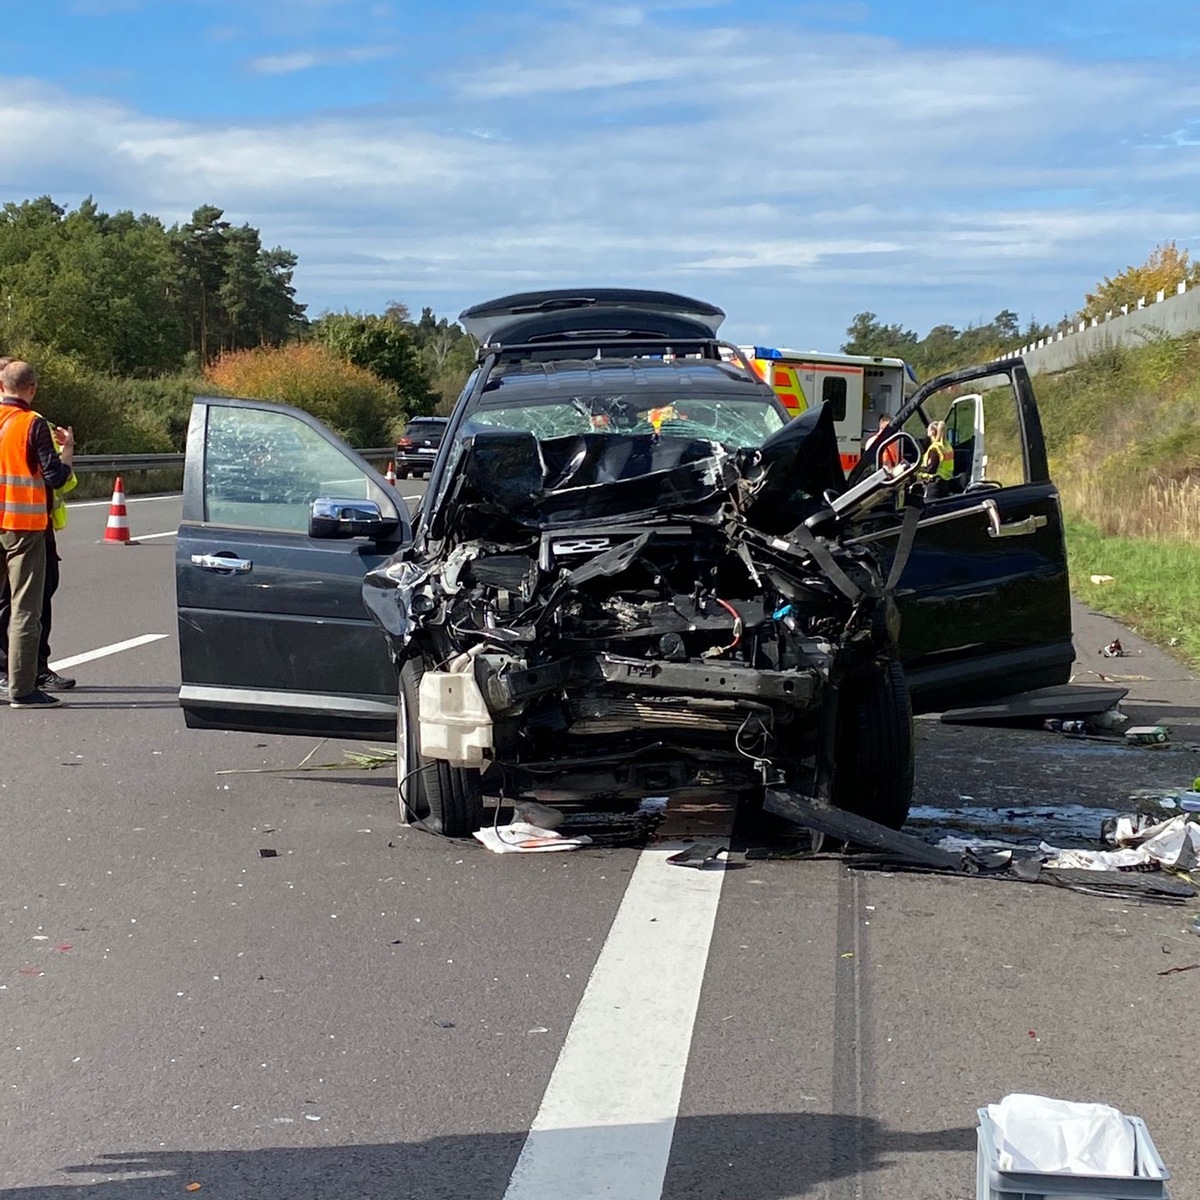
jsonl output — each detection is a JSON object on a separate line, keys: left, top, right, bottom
{"left": 4, "top": 8, "right": 1200, "bottom": 345}
{"left": 247, "top": 43, "right": 400, "bottom": 75}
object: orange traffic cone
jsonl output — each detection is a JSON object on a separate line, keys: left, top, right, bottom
{"left": 103, "top": 476, "right": 132, "bottom": 544}
{"left": 385, "top": 460, "right": 397, "bottom": 486}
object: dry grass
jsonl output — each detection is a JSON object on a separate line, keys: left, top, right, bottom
{"left": 1056, "top": 468, "right": 1200, "bottom": 542}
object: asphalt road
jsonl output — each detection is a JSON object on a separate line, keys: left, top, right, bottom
{"left": 2, "top": 490, "right": 1198, "bottom": 1200}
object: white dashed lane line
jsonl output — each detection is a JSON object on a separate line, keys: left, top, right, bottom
{"left": 49, "top": 634, "right": 169, "bottom": 672}
{"left": 503, "top": 845, "right": 726, "bottom": 1200}
{"left": 70, "top": 493, "right": 183, "bottom": 509}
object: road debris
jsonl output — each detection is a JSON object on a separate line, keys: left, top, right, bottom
{"left": 940, "top": 684, "right": 1128, "bottom": 729}
{"left": 473, "top": 821, "right": 593, "bottom": 854}
{"left": 1043, "top": 719, "right": 1087, "bottom": 734}
{"left": 1126, "top": 725, "right": 1170, "bottom": 746}
{"left": 665, "top": 841, "right": 728, "bottom": 868}
{"left": 1089, "top": 573, "right": 1115, "bottom": 584}
{"left": 1157, "top": 964, "right": 1200, "bottom": 976}
{"left": 1091, "top": 705, "right": 1129, "bottom": 731}
{"left": 1099, "top": 638, "right": 1127, "bottom": 657}
{"left": 216, "top": 745, "right": 397, "bottom": 777}
{"left": 762, "top": 786, "right": 1199, "bottom": 903}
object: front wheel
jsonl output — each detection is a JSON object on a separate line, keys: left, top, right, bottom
{"left": 396, "top": 464, "right": 410, "bottom": 480}
{"left": 397, "top": 656, "right": 484, "bottom": 837}
{"left": 831, "top": 660, "right": 914, "bottom": 829}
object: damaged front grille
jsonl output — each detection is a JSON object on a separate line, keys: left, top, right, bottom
{"left": 567, "top": 694, "right": 759, "bottom": 736}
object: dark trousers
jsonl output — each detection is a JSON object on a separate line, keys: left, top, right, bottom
{"left": 1, "top": 528, "right": 48, "bottom": 697}
{"left": 0, "top": 525, "right": 57, "bottom": 680}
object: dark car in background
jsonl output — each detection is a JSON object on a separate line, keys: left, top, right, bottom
{"left": 174, "top": 289, "right": 1073, "bottom": 840}
{"left": 395, "top": 417, "right": 448, "bottom": 479}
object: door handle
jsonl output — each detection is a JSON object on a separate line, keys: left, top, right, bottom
{"left": 984, "top": 500, "right": 1047, "bottom": 539}
{"left": 191, "top": 553, "right": 253, "bottom": 573}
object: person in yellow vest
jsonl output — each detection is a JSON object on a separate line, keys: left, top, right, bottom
{"left": 0, "top": 360, "right": 74, "bottom": 707}
{"left": 918, "top": 419, "right": 954, "bottom": 498}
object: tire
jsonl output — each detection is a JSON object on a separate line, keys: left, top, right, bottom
{"left": 396, "top": 464, "right": 410, "bottom": 480}
{"left": 831, "top": 660, "right": 914, "bottom": 829}
{"left": 411, "top": 469, "right": 424, "bottom": 479}
{"left": 397, "top": 656, "right": 484, "bottom": 837}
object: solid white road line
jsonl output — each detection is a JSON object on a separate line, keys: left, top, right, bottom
{"left": 49, "top": 634, "right": 169, "bottom": 671}
{"left": 130, "top": 530, "right": 177, "bottom": 540}
{"left": 502, "top": 846, "right": 726, "bottom": 1200}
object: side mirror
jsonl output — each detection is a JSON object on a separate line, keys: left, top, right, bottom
{"left": 309, "top": 497, "right": 398, "bottom": 540}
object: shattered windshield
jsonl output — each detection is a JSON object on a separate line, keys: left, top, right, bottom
{"left": 461, "top": 393, "right": 786, "bottom": 448}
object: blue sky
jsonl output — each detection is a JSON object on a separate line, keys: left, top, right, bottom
{"left": 3, "top": 0, "right": 1200, "bottom": 349}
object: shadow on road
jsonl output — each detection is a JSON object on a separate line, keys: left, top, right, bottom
{"left": 0, "top": 1113, "right": 977, "bottom": 1199}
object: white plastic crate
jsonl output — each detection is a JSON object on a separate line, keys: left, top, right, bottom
{"left": 976, "top": 1108, "right": 1170, "bottom": 1199}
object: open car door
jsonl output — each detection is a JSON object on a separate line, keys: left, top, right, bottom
{"left": 175, "top": 397, "right": 407, "bottom": 739}
{"left": 851, "top": 358, "right": 1072, "bottom": 713}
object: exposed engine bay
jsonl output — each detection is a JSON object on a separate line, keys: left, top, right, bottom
{"left": 364, "top": 402, "right": 924, "bottom": 815}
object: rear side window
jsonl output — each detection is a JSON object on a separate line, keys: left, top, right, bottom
{"left": 822, "top": 376, "right": 847, "bottom": 422}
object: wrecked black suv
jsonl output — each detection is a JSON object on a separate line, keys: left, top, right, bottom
{"left": 175, "top": 290, "right": 1073, "bottom": 838}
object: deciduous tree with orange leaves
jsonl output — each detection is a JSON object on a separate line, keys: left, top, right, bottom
{"left": 205, "top": 342, "right": 403, "bottom": 447}
{"left": 1083, "top": 241, "right": 1200, "bottom": 318}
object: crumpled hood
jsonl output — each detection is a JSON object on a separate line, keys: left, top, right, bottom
{"left": 446, "top": 429, "right": 741, "bottom": 529}
{"left": 432, "top": 398, "right": 847, "bottom": 535}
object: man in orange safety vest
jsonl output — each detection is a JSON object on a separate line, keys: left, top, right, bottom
{"left": 0, "top": 360, "right": 74, "bottom": 707}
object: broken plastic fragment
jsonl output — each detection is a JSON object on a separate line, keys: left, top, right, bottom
{"left": 665, "top": 841, "right": 728, "bottom": 868}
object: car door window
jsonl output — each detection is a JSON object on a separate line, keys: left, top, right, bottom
{"left": 204, "top": 405, "right": 393, "bottom": 533}
{"left": 903, "top": 374, "right": 1026, "bottom": 492}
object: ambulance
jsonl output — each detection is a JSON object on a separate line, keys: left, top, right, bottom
{"left": 736, "top": 347, "right": 918, "bottom": 473}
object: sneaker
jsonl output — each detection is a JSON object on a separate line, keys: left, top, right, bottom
{"left": 37, "top": 670, "right": 76, "bottom": 691}
{"left": 10, "top": 688, "right": 61, "bottom": 708}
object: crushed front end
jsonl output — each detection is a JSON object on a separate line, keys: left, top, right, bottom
{"left": 365, "top": 402, "right": 920, "bottom": 825}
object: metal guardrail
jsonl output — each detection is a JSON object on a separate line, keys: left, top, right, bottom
{"left": 72, "top": 447, "right": 396, "bottom": 475}
{"left": 74, "top": 453, "right": 184, "bottom": 474}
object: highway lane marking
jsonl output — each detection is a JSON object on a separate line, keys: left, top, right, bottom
{"left": 502, "top": 846, "right": 726, "bottom": 1200}
{"left": 49, "top": 634, "right": 169, "bottom": 671}
{"left": 130, "top": 530, "right": 177, "bottom": 540}
{"left": 71, "top": 493, "right": 183, "bottom": 509}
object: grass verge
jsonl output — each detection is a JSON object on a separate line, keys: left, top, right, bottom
{"left": 1067, "top": 518, "right": 1200, "bottom": 669}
